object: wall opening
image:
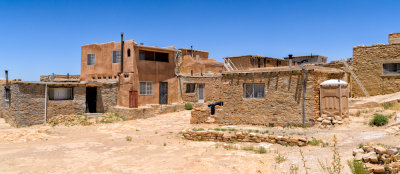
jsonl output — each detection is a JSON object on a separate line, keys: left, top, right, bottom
{"left": 112, "top": 50, "right": 121, "bottom": 63}
{"left": 139, "top": 50, "right": 169, "bottom": 62}
{"left": 383, "top": 63, "right": 400, "bottom": 75}
{"left": 185, "top": 83, "right": 196, "bottom": 93}
{"left": 127, "top": 49, "right": 131, "bottom": 57}
{"left": 243, "top": 83, "right": 265, "bottom": 98}
{"left": 49, "top": 88, "right": 73, "bottom": 100}
{"left": 86, "top": 87, "right": 97, "bottom": 113}
{"left": 87, "top": 54, "right": 95, "bottom": 65}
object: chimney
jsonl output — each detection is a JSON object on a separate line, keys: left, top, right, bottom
{"left": 51, "top": 73, "right": 54, "bottom": 81}
{"left": 288, "top": 54, "right": 293, "bottom": 68}
{"left": 5, "top": 69, "right": 9, "bottom": 89}
{"left": 190, "top": 45, "right": 193, "bottom": 57}
{"left": 121, "top": 32, "right": 124, "bottom": 73}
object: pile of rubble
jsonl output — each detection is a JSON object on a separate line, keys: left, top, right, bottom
{"left": 316, "top": 114, "right": 344, "bottom": 128}
{"left": 182, "top": 129, "right": 308, "bottom": 146}
{"left": 352, "top": 143, "right": 400, "bottom": 173}
{"left": 47, "top": 115, "right": 93, "bottom": 126}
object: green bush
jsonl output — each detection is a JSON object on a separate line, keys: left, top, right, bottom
{"left": 369, "top": 114, "right": 388, "bottom": 126}
{"left": 347, "top": 160, "right": 368, "bottom": 174}
{"left": 381, "top": 102, "right": 395, "bottom": 110}
{"left": 185, "top": 103, "right": 193, "bottom": 110}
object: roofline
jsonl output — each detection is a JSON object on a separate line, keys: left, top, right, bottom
{"left": 136, "top": 45, "right": 178, "bottom": 52}
{"left": 223, "top": 55, "right": 284, "bottom": 60}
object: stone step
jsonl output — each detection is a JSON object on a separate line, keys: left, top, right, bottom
{"left": 84, "top": 113, "right": 103, "bottom": 118}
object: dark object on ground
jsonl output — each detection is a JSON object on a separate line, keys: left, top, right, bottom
{"left": 208, "top": 101, "right": 223, "bottom": 115}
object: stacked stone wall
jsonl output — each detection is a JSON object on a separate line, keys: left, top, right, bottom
{"left": 181, "top": 76, "right": 222, "bottom": 103}
{"left": 351, "top": 44, "right": 400, "bottom": 97}
{"left": 182, "top": 129, "right": 308, "bottom": 146}
{"left": 217, "top": 70, "right": 343, "bottom": 127}
{"left": 190, "top": 107, "right": 210, "bottom": 124}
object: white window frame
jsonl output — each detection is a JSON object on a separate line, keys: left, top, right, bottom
{"left": 139, "top": 82, "right": 153, "bottom": 95}
{"left": 87, "top": 53, "right": 95, "bottom": 65}
{"left": 49, "top": 88, "right": 73, "bottom": 100}
{"left": 243, "top": 83, "right": 265, "bottom": 98}
{"left": 112, "top": 50, "right": 121, "bottom": 63}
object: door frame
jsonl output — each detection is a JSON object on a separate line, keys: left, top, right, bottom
{"left": 86, "top": 87, "right": 97, "bottom": 113}
{"left": 198, "top": 83, "right": 205, "bottom": 103}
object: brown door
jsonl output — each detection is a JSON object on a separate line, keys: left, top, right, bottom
{"left": 129, "top": 91, "right": 138, "bottom": 108}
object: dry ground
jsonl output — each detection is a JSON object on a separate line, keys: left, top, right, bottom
{"left": 0, "top": 107, "right": 400, "bottom": 174}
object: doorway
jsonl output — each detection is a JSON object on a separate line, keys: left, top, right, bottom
{"left": 198, "top": 83, "right": 204, "bottom": 103}
{"left": 86, "top": 87, "right": 97, "bottom": 113}
{"left": 159, "top": 82, "right": 168, "bottom": 104}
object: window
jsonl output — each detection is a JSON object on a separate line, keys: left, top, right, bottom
{"left": 4, "top": 88, "right": 10, "bottom": 100}
{"left": 243, "top": 83, "right": 265, "bottom": 98}
{"left": 383, "top": 63, "right": 400, "bottom": 75}
{"left": 87, "top": 54, "right": 95, "bottom": 65}
{"left": 127, "top": 49, "right": 131, "bottom": 57}
{"left": 112, "top": 50, "right": 121, "bottom": 63}
{"left": 196, "top": 55, "right": 200, "bottom": 61}
{"left": 98, "top": 77, "right": 101, "bottom": 79}
{"left": 258, "top": 58, "right": 261, "bottom": 68}
{"left": 185, "top": 84, "right": 196, "bottom": 93}
{"left": 139, "top": 50, "right": 169, "bottom": 62}
{"left": 49, "top": 88, "right": 73, "bottom": 100}
{"left": 108, "top": 76, "right": 112, "bottom": 79}
{"left": 139, "top": 82, "right": 153, "bottom": 95}
{"left": 124, "top": 74, "right": 129, "bottom": 78}
{"left": 264, "top": 59, "right": 266, "bottom": 67}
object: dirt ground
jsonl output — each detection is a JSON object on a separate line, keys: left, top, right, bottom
{"left": 1, "top": 107, "right": 400, "bottom": 174}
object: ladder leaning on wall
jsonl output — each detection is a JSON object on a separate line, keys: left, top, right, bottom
{"left": 340, "top": 59, "right": 370, "bottom": 97}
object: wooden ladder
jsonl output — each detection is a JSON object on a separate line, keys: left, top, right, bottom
{"left": 341, "top": 59, "right": 369, "bottom": 97}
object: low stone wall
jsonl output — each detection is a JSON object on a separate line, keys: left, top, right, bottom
{"left": 110, "top": 103, "right": 188, "bottom": 121}
{"left": 352, "top": 143, "right": 400, "bottom": 173}
{"left": 182, "top": 129, "right": 308, "bottom": 146}
{"left": 190, "top": 107, "right": 210, "bottom": 124}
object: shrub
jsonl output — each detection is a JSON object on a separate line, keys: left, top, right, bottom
{"left": 275, "top": 153, "right": 286, "bottom": 163}
{"left": 347, "top": 159, "right": 368, "bottom": 174}
{"left": 369, "top": 114, "right": 388, "bottom": 126}
{"left": 241, "top": 146, "right": 254, "bottom": 151}
{"left": 257, "top": 146, "right": 267, "bottom": 154}
{"left": 185, "top": 103, "right": 193, "bottom": 110}
{"left": 99, "top": 113, "right": 124, "bottom": 124}
{"left": 126, "top": 136, "right": 132, "bottom": 142}
{"left": 382, "top": 102, "right": 395, "bottom": 110}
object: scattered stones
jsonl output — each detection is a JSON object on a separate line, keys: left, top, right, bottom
{"left": 182, "top": 129, "right": 308, "bottom": 147}
{"left": 316, "top": 113, "right": 344, "bottom": 128}
{"left": 353, "top": 143, "right": 400, "bottom": 173}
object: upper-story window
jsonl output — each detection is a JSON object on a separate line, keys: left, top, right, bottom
{"left": 4, "top": 88, "right": 10, "bottom": 100}
{"left": 112, "top": 50, "right": 121, "bottom": 63}
{"left": 127, "top": 49, "right": 131, "bottom": 57}
{"left": 87, "top": 54, "right": 95, "bottom": 65}
{"left": 139, "top": 50, "right": 169, "bottom": 62}
{"left": 383, "top": 63, "right": 400, "bottom": 75}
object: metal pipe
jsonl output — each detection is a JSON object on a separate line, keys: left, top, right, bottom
{"left": 44, "top": 83, "right": 47, "bottom": 125}
{"left": 5, "top": 69, "right": 8, "bottom": 89}
{"left": 121, "top": 32, "right": 124, "bottom": 73}
{"left": 302, "top": 69, "right": 306, "bottom": 128}
{"left": 288, "top": 54, "right": 293, "bottom": 68}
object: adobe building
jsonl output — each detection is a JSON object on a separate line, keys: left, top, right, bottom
{"left": 350, "top": 33, "right": 400, "bottom": 97}
{"left": 81, "top": 34, "right": 179, "bottom": 108}
{"left": 214, "top": 66, "right": 344, "bottom": 127}
{"left": 224, "top": 55, "right": 288, "bottom": 71}
{"left": 284, "top": 55, "right": 327, "bottom": 65}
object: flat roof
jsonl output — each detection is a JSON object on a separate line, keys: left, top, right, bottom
{"left": 224, "top": 55, "right": 284, "bottom": 60}
{"left": 223, "top": 65, "right": 343, "bottom": 75}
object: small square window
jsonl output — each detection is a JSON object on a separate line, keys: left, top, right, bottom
{"left": 108, "top": 76, "right": 112, "bottom": 79}
{"left": 112, "top": 50, "right": 121, "bottom": 63}
{"left": 243, "top": 83, "right": 265, "bottom": 98}
{"left": 49, "top": 88, "right": 73, "bottom": 100}
{"left": 92, "top": 77, "right": 95, "bottom": 80}
{"left": 87, "top": 54, "right": 95, "bottom": 65}
{"left": 185, "top": 84, "right": 196, "bottom": 93}
{"left": 139, "top": 82, "right": 153, "bottom": 95}
{"left": 103, "top": 76, "right": 106, "bottom": 79}
{"left": 114, "top": 76, "right": 117, "bottom": 79}
{"left": 383, "top": 63, "right": 400, "bottom": 75}
{"left": 124, "top": 74, "right": 129, "bottom": 78}
{"left": 98, "top": 77, "right": 101, "bottom": 79}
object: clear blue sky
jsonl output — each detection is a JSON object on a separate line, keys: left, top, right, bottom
{"left": 1, "top": 0, "right": 399, "bottom": 81}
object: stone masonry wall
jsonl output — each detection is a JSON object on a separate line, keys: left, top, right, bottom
{"left": 180, "top": 76, "right": 222, "bottom": 103}
{"left": 190, "top": 107, "right": 210, "bottom": 124}
{"left": 97, "top": 84, "right": 118, "bottom": 113}
{"left": 217, "top": 69, "right": 343, "bottom": 127}
{"left": 47, "top": 86, "right": 86, "bottom": 119}
{"left": 351, "top": 44, "right": 400, "bottom": 97}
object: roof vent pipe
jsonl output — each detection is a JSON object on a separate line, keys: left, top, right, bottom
{"left": 288, "top": 54, "right": 293, "bottom": 68}
{"left": 120, "top": 32, "right": 124, "bottom": 73}
{"left": 5, "top": 69, "right": 9, "bottom": 89}
{"left": 51, "top": 73, "right": 54, "bottom": 81}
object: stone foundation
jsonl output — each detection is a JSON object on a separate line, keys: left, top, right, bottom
{"left": 190, "top": 107, "right": 210, "bottom": 124}
{"left": 182, "top": 129, "right": 308, "bottom": 146}
{"left": 352, "top": 143, "right": 400, "bottom": 173}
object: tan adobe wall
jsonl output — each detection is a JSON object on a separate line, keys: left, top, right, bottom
{"left": 216, "top": 69, "right": 343, "bottom": 127}
{"left": 389, "top": 33, "right": 400, "bottom": 44}
{"left": 180, "top": 76, "right": 222, "bottom": 103}
{"left": 180, "top": 55, "right": 224, "bottom": 75}
{"left": 226, "top": 56, "right": 288, "bottom": 71}
{"left": 180, "top": 49, "right": 209, "bottom": 60}
{"left": 135, "top": 47, "right": 179, "bottom": 106}
{"left": 351, "top": 44, "right": 400, "bottom": 97}
{"left": 81, "top": 40, "right": 136, "bottom": 82}
{"left": 40, "top": 74, "right": 80, "bottom": 82}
